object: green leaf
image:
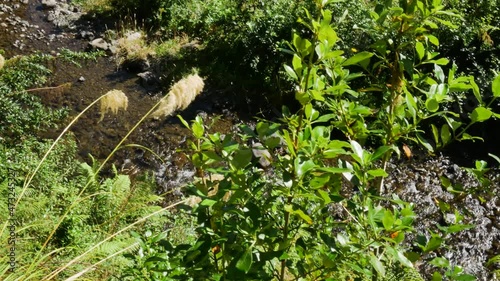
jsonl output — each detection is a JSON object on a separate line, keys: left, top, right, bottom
{"left": 489, "top": 153, "right": 500, "bottom": 165}
{"left": 343, "top": 51, "right": 374, "bottom": 66}
{"left": 441, "top": 124, "right": 451, "bottom": 145}
{"left": 431, "top": 124, "right": 439, "bottom": 145}
{"left": 318, "top": 25, "right": 338, "bottom": 47}
{"left": 430, "top": 257, "right": 449, "bottom": 268}
{"left": 178, "top": 115, "right": 190, "bottom": 129}
{"left": 317, "top": 189, "right": 331, "bottom": 204}
{"left": 425, "top": 58, "right": 449, "bottom": 65}
{"left": 425, "top": 98, "right": 439, "bottom": 112}
{"left": 386, "top": 247, "right": 413, "bottom": 268}
{"left": 434, "top": 64, "right": 445, "bottom": 83}
{"left": 492, "top": 74, "right": 500, "bottom": 97}
{"left": 454, "top": 274, "right": 476, "bottom": 281}
{"left": 350, "top": 140, "right": 365, "bottom": 164}
{"left": 371, "top": 146, "right": 391, "bottom": 161}
{"left": 295, "top": 158, "right": 315, "bottom": 178}
{"left": 236, "top": 248, "right": 253, "bottom": 273}
{"left": 231, "top": 148, "right": 252, "bottom": 169}
{"left": 305, "top": 103, "right": 319, "bottom": 121}
{"left": 295, "top": 90, "right": 310, "bottom": 105}
{"left": 450, "top": 82, "right": 472, "bottom": 92}
{"left": 424, "top": 235, "right": 443, "bottom": 252}
{"left": 382, "top": 210, "right": 394, "bottom": 230}
{"left": 445, "top": 224, "right": 474, "bottom": 233}
{"left": 370, "top": 255, "right": 386, "bottom": 277}
{"left": 292, "top": 54, "right": 302, "bottom": 74}
{"left": 192, "top": 120, "right": 204, "bottom": 139}
{"left": 284, "top": 65, "right": 298, "bottom": 80}
{"left": 470, "top": 107, "right": 492, "bottom": 123}
{"left": 416, "top": 41, "right": 425, "bottom": 61}
{"left": 434, "top": 17, "right": 458, "bottom": 29}
{"left": 427, "top": 34, "right": 439, "bottom": 46}
{"left": 405, "top": 91, "right": 418, "bottom": 122}
{"left": 310, "top": 174, "right": 330, "bottom": 189}
{"left": 367, "top": 169, "right": 388, "bottom": 177}
{"left": 294, "top": 208, "right": 313, "bottom": 224}
{"left": 432, "top": 271, "right": 443, "bottom": 281}
{"left": 470, "top": 78, "right": 481, "bottom": 104}
{"left": 417, "top": 133, "right": 434, "bottom": 152}
{"left": 285, "top": 205, "right": 313, "bottom": 224}
{"left": 200, "top": 199, "right": 217, "bottom": 206}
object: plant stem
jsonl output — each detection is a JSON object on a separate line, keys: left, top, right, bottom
{"left": 280, "top": 195, "right": 293, "bottom": 281}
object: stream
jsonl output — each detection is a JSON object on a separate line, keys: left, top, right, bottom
{"left": 1, "top": 0, "right": 498, "bottom": 279}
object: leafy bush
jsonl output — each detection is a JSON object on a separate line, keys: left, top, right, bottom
{"left": 0, "top": 54, "right": 67, "bottom": 141}
{"left": 0, "top": 50, "right": 168, "bottom": 280}
{"left": 120, "top": 0, "right": 499, "bottom": 279}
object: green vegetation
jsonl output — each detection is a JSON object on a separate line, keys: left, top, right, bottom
{"left": 1, "top": 0, "right": 499, "bottom": 280}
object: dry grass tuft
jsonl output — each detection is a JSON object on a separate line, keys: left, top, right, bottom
{"left": 116, "top": 32, "right": 154, "bottom": 66}
{"left": 0, "top": 54, "right": 5, "bottom": 71}
{"left": 150, "top": 74, "right": 205, "bottom": 119}
{"left": 99, "top": 89, "right": 129, "bottom": 122}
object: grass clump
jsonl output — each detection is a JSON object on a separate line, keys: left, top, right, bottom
{"left": 115, "top": 31, "right": 155, "bottom": 69}
{"left": 150, "top": 73, "right": 204, "bottom": 119}
{"left": 99, "top": 89, "right": 129, "bottom": 122}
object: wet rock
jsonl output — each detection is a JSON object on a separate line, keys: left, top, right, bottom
{"left": 384, "top": 155, "right": 500, "bottom": 280}
{"left": 123, "top": 58, "right": 150, "bottom": 72}
{"left": 79, "top": 30, "right": 94, "bottom": 40}
{"left": 137, "top": 71, "right": 158, "bottom": 88}
{"left": 89, "top": 38, "right": 109, "bottom": 50}
{"left": 41, "top": 0, "right": 57, "bottom": 9}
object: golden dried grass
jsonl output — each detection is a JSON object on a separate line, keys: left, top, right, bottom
{"left": 99, "top": 89, "right": 128, "bottom": 122}
{"left": 116, "top": 32, "right": 154, "bottom": 65}
{"left": 150, "top": 74, "right": 205, "bottom": 119}
{"left": 0, "top": 54, "right": 5, "bottom": 71}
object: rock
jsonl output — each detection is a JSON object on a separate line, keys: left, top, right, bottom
{"left": 89, "top": 38, "right": 109, "bottom": 50}
{"left": 137, "top": 71, "right": 158, "bottom": 88}
{"left": 126, "top": 31, "right": 142, "bottom": 41}
{"left": 123, "top": 58, "right": 150, "bottom": 72}
{"left": 41, "top": 0, "right": 57, "bottom": 9}
{"left": 20, "top": 0, "right": 29, "bottom": 4}
{"left": 78, "top": 76, "right": 85, "bottom": 82}
{"left": 252, "top": 142, "right": 272, "bottom": 168}
{"left": 108, "top": 44, "right": 117, "bottom": 55}
{"left": 79, "top": 30, "right": 94, "bottom": 40}
{"left": 47, "top": 12, "right": 55, "bottom": 22}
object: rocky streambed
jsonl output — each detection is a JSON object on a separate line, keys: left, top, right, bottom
{"left": 1, "top": 0, "right": 499, "bottom": 280}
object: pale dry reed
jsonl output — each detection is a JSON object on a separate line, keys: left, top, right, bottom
{"left": 0, "top": 54, "right": 5, "bottom": 70}
{"left": 99, "top": 89, "right": 129, "bottom": 122}
{"left": 150, "top": 74, "right": 204, "bottom": 119}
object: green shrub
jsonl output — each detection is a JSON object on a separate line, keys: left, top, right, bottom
{"left": 119, "top": 0, "right": 499, "bottom": 279}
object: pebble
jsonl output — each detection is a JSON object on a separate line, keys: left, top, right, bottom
{"left": 78, "top": 76, "right": 85, "bottom": 82}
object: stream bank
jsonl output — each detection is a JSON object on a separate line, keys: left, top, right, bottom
{"left": 1, "top": 0, "right": 498, "bottom": 279}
